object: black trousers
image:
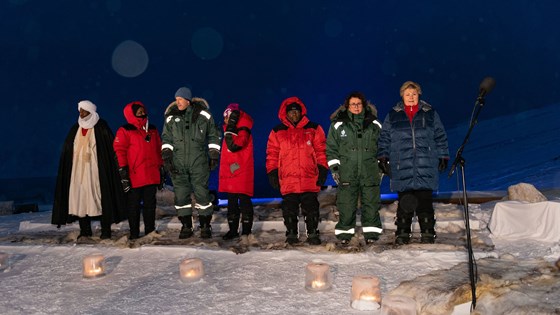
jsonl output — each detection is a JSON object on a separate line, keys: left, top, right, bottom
{"left": 127, "top": 184, "right": 157, "bottom": 237}
{"left": 281, "top": 192, "right": 319, "bottom": 219}
{"left": 396, "top": 189, "right": 435, "bottom": 232}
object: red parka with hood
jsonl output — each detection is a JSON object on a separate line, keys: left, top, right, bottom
{"left": 114, "top": 101, "right": 163, "bottom": 188}
{"left": 266, "top": 97, "right": 328, "bottom": 195}
{"left": 218, "top": 106, "right": 254, "bottom": 196}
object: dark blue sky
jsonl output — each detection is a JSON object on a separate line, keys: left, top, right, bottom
{"left": 2, "top": 0, "right": 560, "bottom": 197}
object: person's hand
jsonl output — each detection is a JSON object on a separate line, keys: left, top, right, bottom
{"left": 378, "top": 157, "right": 391, "bottom": 177}
{"left": 438, "top": 158, "right": 448, "bottom": 173}
{"left": 267, "top": 169, "right": 280, "bottom": 190}
{"left": 209, "top": 149, "right": 220, "bottom": 171}
{"left": 226, "top": 110, "right": 240, "bottom": 134}
{"left": 162, "top": 148, "right": 178, "bottom": 174}
{"left": 329, "top": 164, "right": 340, "bottom": 185}
{"left": 118, "top": 166, "right": 131, "bottom": 193}
{"left": 316, "top": 165, "right": 328, "bottom": 186}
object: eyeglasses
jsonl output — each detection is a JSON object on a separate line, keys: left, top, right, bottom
{"left": 349, "top": 102, "right": 363, "bottom": 108}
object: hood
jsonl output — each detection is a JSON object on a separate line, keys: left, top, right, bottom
{"left": 278, "top": 96, "right": 309, "bottom": 127}
{"left": 330, "top": 102, "right": 378, "bottom": 121}
{"left": 165, "top": 97, "right": 209, "bottom": 116}
{"left": 124, "top": 101, "right": 148, "bottom": 130}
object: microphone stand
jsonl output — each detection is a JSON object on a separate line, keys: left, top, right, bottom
{"left": 448, "top": 95, "right": 486, "bottom": 311}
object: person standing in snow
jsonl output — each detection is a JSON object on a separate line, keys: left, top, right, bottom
{"left": 377, "top": 81, "right": 449, "bottom": 245}
{"left": 266, "top": 96, "right": 328, "bottom": 245}
{"left": 113, "top": 101, "right": 164, "bottom": 240}
{"left": 326, "top": 91, "right": 383, "bottom": 245}
{"left": 161, "top": 87, "right": 221, "bottom": 239}
{"left": 218, "top": 103, "right": 256, "bottom": 245}
{"left": 52, "top": 100, "right": 126, "bottom": 239}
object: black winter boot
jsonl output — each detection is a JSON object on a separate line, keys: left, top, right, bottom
{"left": 199, "top": 215, "right": 212, "bottom": 239}
{"left": 222, "top": 213, "right": 240, "bottom": 240}
{"left": 241, "top": 212, "right": 254, "bottom": 236}
{"left": 179, "top": 215, "right": 193, "bottom": 239}
{"left": 419, "top": 216, "right": 436, "bottom": 244}
{"left": 284, "top": 216, "right": 299, "bottom": 245}
{"left": 305, "top": 216, "right": 321, "bottom": 245}
{"left": 100, "top": 223, "right": 112, "bottom": 239}
{"left": 394, "top": 217, "right": 412, "bottom": 245}
{"left": 78, "top": 217, "right": 93, "bottom": 238}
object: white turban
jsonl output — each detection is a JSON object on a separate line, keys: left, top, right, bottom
{"left": 77, "top": 100, "right": 100, "bottom": 129}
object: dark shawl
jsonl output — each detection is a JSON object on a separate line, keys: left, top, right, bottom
{"left": 52, "top": 119, "right": 126, "bottom": 228}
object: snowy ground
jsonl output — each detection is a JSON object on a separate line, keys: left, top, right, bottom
{"left": 0, "top": 188, "right": 559, "bottom": 315}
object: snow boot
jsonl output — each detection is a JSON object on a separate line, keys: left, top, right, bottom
{"left": 222, "top": 213, "right": 240, "bottom": 240}
{"left": 178, "top": 215, "right": 194, "bottom": 239}
{"left": 419, "top": 216, "right": 436, "bottom": 244}
{"left": 284, "top": 216, "right": 299, "bottom": 245}
{"left": 305, "top": 216, "right": 321, "bottom": 245}
{"left": 199, "top": 215, "right": 212, "bottom": 239}
{"left": 241, "top": 212, "right": 254, "bottom": 236}
{"left": 394, "top": 217, "right": 412, "bottom": 245}
{"left": 100, "top": 224, "right": 112, "bottom": 240}
{"left": 78, "top": 217, "right": 93, "bottom": 238}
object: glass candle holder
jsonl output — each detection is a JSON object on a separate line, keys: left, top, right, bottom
{"left": 304, "top": 262, "right": 332, "bottom": 291}
{"left": 350, "top": 275, "right": 381, "bottom": 310}
{"left": 82, "top": 254, "right": 106, "bottom": 279}
{"left": 179, "top": 258, "right": 204, "bottom": 282}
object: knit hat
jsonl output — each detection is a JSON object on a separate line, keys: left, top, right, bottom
{"left": 223, "top": 103, "right": 240, "bottom": 118}
{"left": 78, "top": 100, "right": 97, "bottom": 113}
{"left": 285, "top": 102, "right": 301, "bottom": 113}
{"left": 175, "top": 87, "right": 192, "bottom": 101}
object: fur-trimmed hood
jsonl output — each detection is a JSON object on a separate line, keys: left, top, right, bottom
{"left": 164, "top": 97, "right": 210, "bottom": 116}
{"left": 329, "top": 102, "right": 378, "bottom": 121}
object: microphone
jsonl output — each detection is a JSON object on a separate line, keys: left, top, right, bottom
{"left": 478, "top": 77, "right": 496, "bottom": 99}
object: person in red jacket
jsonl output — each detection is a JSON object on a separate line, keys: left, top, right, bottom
{"left": 218, "top": 103, "right": 255, "bottom": 244}
{"left": 266, "top": 97, "right": 328, "bottom": 245}
{"left": 114, "top": 101, "right": 164, "bottom": 240}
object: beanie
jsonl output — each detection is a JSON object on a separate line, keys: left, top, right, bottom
{"left": 175, "top": 87, "right": 192, "bottom": 101}
{"left": 78, "top": 100, "right": 97, "bottom": 113}
{"left": 223, "top": 103, "right": 240, "bottom": 118}
{"left": 285, "top": 102, "right": 302, "bottom": 113}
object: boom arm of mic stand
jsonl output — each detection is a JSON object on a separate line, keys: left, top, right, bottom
{"left": 448, "top": 97, "right": 485, "bottom": 178}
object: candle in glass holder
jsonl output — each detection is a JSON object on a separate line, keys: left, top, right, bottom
{"left": 82, "top": 254, "right": 106, "bottom": 279}
{"left": 351, "top": 275, "right": 382, "bottom": 310}
{"left": 179, "top": 258, "right": 204, "bottom": 282}
{"left": 304, "top": 262, "right": 332, "bottom": 291}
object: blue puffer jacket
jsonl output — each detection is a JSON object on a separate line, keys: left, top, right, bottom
{"left": 377, "top": 100, "right": 449, "bottom": 192}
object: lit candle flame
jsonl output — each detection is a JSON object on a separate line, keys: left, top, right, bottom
{"left": 311, "top": 280, "right": 325, "bottom": 289}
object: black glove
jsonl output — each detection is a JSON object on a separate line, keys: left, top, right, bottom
{"left": 209, "top": 149, "right": 220, "bottom": 171}
{"left": 118, "top": 166, "right": 131, "bottom": 193}
{"left": 227, "top": 110, "right": 240, "bottom": 129}
{"left": 378, "top": 157, "right": 391, "bottom": 177}
{"left": 158, "top": 166, "right": 165, "bottom": 190}
{"left": 317, "top": 165, "right": 328, "bottom": 187}
{"left": 438, "top": 158, "right": 448, "bottom": 173}
{"left": 162, "top": 148, "right": 178, "bottom": 174}
{"left": 267, "top": 169, "right": 280, "bottom": 190}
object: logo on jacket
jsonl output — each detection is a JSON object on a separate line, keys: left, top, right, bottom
{"left": 307, "top": 140, "right": 312, "bottom": 146}
{"left": 340, "top": 130, "right": 347, "bottom": 138}
{"left": 175, "top": 118, "right": 181, "bottom": 123}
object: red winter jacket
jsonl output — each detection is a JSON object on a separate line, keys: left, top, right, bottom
{"left": 266, "top": 97, "right": 328, "bottom": 195}
{"left": 218, "top": 109, "right": 254, "bottom": 196}
{"left": 114, "top": 101, "right": 163, "bottom": 188}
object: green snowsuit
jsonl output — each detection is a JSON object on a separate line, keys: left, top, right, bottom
{"left": 161, "top": 98, "right": 221, "bottom": 216}
{"left": 326, "top": 104, "right": 383, "bottom": 241}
